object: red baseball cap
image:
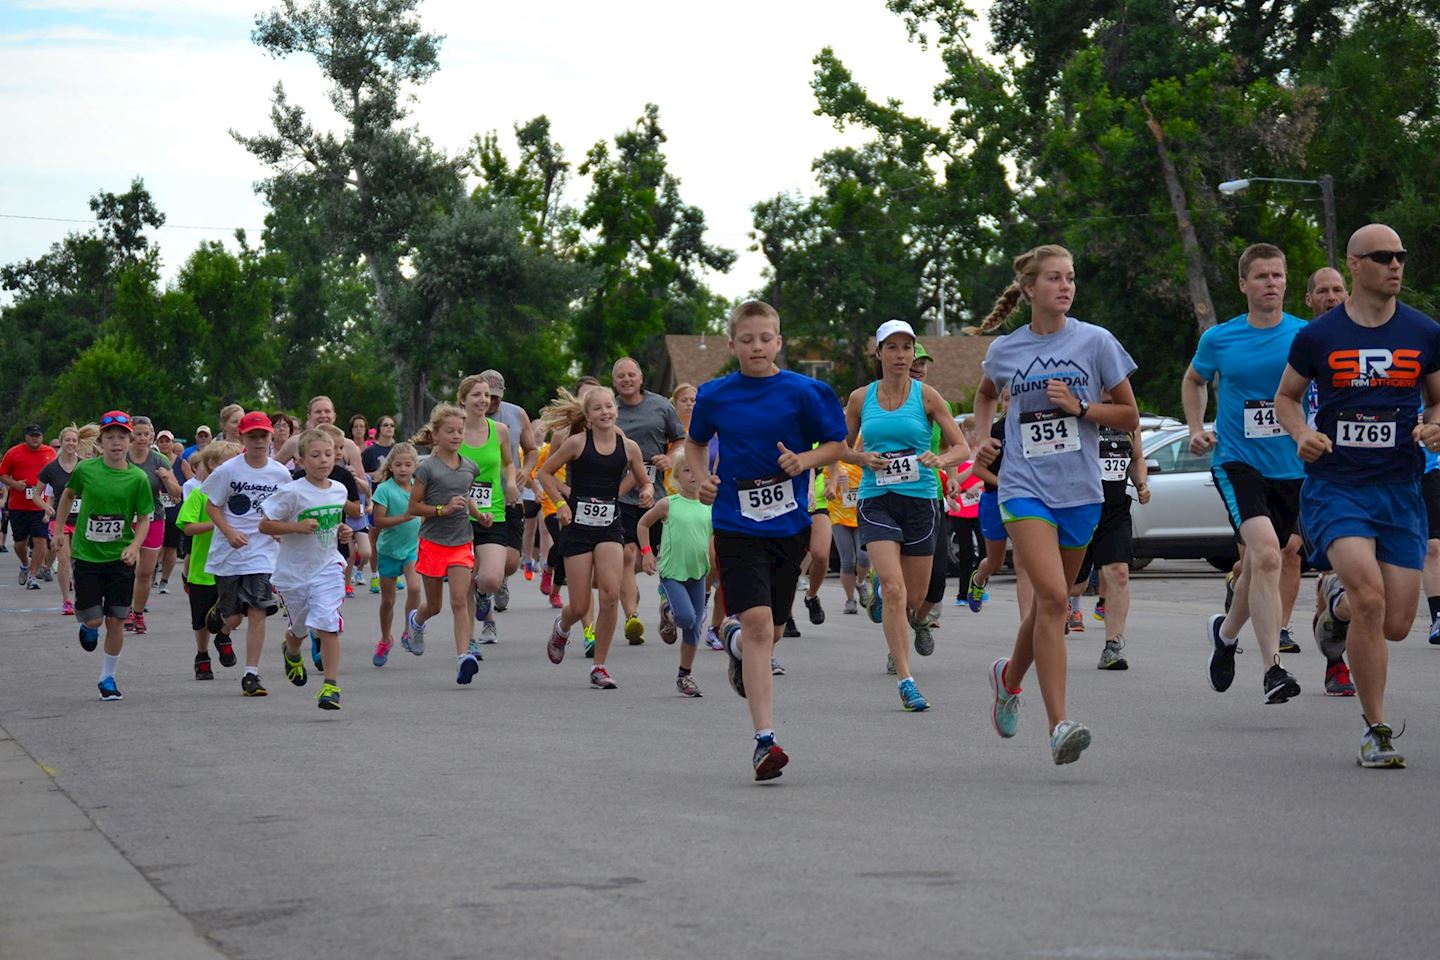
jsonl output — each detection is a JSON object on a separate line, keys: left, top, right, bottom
{"left": 238, "top": 412, "right": 274, "bottom": 435}
{"left": 99, "top": 411, "right": 134, "bottom": 433}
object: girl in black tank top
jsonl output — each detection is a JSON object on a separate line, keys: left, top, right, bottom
{"left": 537, "top": 387, "right": 654, "bottom": 688}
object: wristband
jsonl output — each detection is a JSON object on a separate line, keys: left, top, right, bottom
{"left": 435, "top": 504, "right": 443, "bottom": 517}
{"left": 640, "top": 545, "right": 652, "bottom": 555}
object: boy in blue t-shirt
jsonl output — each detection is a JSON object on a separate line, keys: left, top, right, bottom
{"left": 1276, "top": 223, "right": 1440, "bottom": 769}
{"left": 685, "top": 300, "right": 847, "bottom": 781}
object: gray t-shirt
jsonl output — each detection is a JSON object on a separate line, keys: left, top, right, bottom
{"left": 615, "top": 390, "right": 685, "bottom": 505}
{"left": 492, "top": 400, "right": 526, "bottom": 468}
{"left": 980, "top": 317, "right": 1137, "bottom": 509}
{"left": 415, "top": 454, "right": 480, "bottom": 546}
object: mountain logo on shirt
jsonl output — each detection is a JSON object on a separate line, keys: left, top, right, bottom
{"left": 1009, "top": 357, "right": 1092, "bottom": 398}
{"left": 1327, "top": 348, "right": 1421, "bottom": 388}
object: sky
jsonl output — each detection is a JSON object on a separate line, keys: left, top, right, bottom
{"left": 0, "top": 0, "right": 992, "bottom": 301}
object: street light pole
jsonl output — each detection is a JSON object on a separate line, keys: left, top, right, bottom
{"left": 1217, "top": 175, "right": 1337, "bottom": 269}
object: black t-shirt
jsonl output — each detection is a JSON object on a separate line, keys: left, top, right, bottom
{"left": 984, "top": 419, "right": 1006, "bottom": 493}
{"left": 292, "top": 465, "right": 360, "bottom": 506}
{"left": 38, "top": 458, "right": 77, "bottom": 515}
{"left": 1098, "top": 428, "right": 1133, "bottom": 508}
{"left": 361, "top": 443, "right": 392, "bottom": 476}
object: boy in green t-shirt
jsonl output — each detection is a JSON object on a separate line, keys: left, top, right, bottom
{"left": 53, "top": 411, "right": 155, "bottom": 702}
{"left": 177, "top": 441, "right": 242, "bottom": 680}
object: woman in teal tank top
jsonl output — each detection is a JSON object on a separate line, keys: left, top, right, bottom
{"left": 842, "top": 320, "right": 971, "bottom": 713}
{"left": 459, "top": 375, "right": 518, "bottom": 646}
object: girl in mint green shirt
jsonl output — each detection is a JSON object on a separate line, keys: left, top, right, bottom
{"left": 638, "top": 457, "right": 713, "bottom": 697}
{"left": 370, "top": 443, "right": 422, "bottom": 666}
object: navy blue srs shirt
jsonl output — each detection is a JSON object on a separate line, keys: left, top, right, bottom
{"left": 688, "top": 369, "right": 848, "bottom": 537}
{"left": 1287, "top": 301, "right": 1440, "bottom": 485}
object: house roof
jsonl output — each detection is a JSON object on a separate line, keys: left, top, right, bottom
{"left": 659, "top": 335, "right": 734, "bottom": 392}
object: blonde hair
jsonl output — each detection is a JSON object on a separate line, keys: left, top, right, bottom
{"left": 218, "top": 403, "right": 245, "bottom": 427}
{"left": 375, "top": 441, "right": 419, "bottom": 484}
{"left": 197, "top": 440, "right": 242, "bottom": 473}
{"left": 541, "top": 386, "right": 613, "bottom": 435}
{"left": 410, "top": 403, "right": 466, "bottom": 447}
{"left": 972, "top": 244, "right": 1074, "bottom": 334}
{"left": 457, "top": 374, "right": 490, "bottom": 406}
{"left": 296, "top": 428, "right": 334, "bottom": 459}
{"left": 317, "top": 422, "right": 345, "bottom": 442}
{"left": 73, "top": 423, "right": 101, "bottom": 459}
{"left": 307, "top": 395, "right": 334, "bottom": 416}
{"left": 670, "top": 382, "right": 696, "bottom": 407}
{"left": 727, "top": 299, "right": 780, "bottom": 336}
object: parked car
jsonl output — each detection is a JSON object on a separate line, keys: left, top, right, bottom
{"left": 1130, "top": 425, "right": 1238, "bottom": 570}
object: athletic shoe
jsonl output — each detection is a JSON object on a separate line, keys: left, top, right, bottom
{"left": 753, "top": 735, "right": 788, "bottom": 781}
{"left": 0, "top": 544, "right": 7, "bottom": 553}
{"left": 194, "top": 651, "right": 213, "bottom": 680}
{"left": 988, "top": 658, "right": 1021, "bottom": 738}
{"left": 283, "top": 645, "right": 308, "bottom": 687}
{"left": 456, "top": 653, "right": 479, "bottom": 685}
{"left": 1278, "top": 628, "right": 1301, "bottom": 654}
{"left": 205, "top": 601, "right": 224, "bottom": 636}
{"left": 1206, "top": 614, "right": 1236, "bottom": 693}
{"left": 705, "top": 627, "right": 724, "bottom": 650}
{"left": 885, "top": 653, "right": 896, "bottom": 676}
{"left": 369, "top": 576, "right": 380, "bottom": 595}
{"left": 867, "top": 571, "right": 883, "bottom": 623}
{"left": 1357, "top": 719, "right": 1405, "bottom": 769}
{"left": 658, "top": 600, "right": 678, "bottom": 644}
{"left": 523, "top": 560, "right": 535, "bottom": 581}
{"left": 495, "top": 579, "right": 510, "bottom": 612}
{"left": 62, "top": 600, "right": 74, "bottom": 616}
{"left": 78, "top": 625, "right": 98, "bottom": 652}
{"left": 1313, "top": 572, "right": 1349, "bottom": 659}
{"left": 310, "top": 630, "right": 323, "bottom": 670}
{"left": 1429, "top": 618, "right": 1440, "bottom": 645}
{"left": 676, "top": 674, "right": 702, "bottom": 698}
{"left": 480, "top": 619, "right": 498, "bottom": 644}
{"left": 804, "top": 594, "right": 825, "bottom": 625}
{"left": 373, "top": 638, "right": 392, "bottom": 667}
{"left": 912, "top": 613, "right": 934, "bottom": 657}
{"left": 589, "top": 665, "right": 617, "bottom": 689}
{"left": 771, "top": 656, "right": 786, "bottom": 676}
{"left": 1050, "top": 720, "right": 1092, "bottom": 765}
{"left": 845, "top": 598, "right": 859, "bottom": 615}
{"left": 97, "top": 677, "right": 123, "bottom": 701}
{"left": 1093, "top": 598, "right": 1105, "bottom": 621}
{"left": 898, "top": 678, "right": 930, "bottom": 712}
{"left": 1223, "top": 570, "right": 1236, "bottom": 613}
{"left": 131, "top": 613, "right": 148, "bottom": 635}
{"left": 540, "top": 569, "right": 553, "bottom": 594}
{"left": 583, "top": 623, "right": 596, "bottom": 657}
{"left": 344, "top": 583, "right": 354, "bottom": 598}
{"left": 783, "top": 617, "right": 801, "bottom": 638}
{"left": 1263, "top": 662, "right": 1301, "bottom": 704}
{"left": 1098, "top": 639, "right": 1128, "bottom": 670}
{"left": 404, "top": 610, "right": 426, "bottom": 655}
{"left": 214, "top": 634, "right": 237, "bottom": 668}
{"left": 26, "top": 576, "right": 41, "bottom": 590}
{"left": 546, "top": 617, "right": 568, "bottom": 664}
{"left": 1324, "top": 659, "right": 1355, "bottom": 696}
{"left": 857, "top": 576, "right": 872, "bottom": 609}
{"left": 966, "top": 572, "right": 985, "bottom": 613}
{"left": 625, "top": 615, "right": 645, "bottom": 645}
{"left": 156, "top": 577, "right": 167, "bottom": 594}
{"left": 241, "top": 673, "right": 268, "bottom": 697}
{"left": 723, "top": 619, "right": 745, "bottom": 698}
{"left": 395, "top": 580, "right": 404, "bottom": 591}
{"left": 474, "top": 591, "right": 492, "bottom": 622}
{"left": 549, "top": 591, "right": 563, "bottom": 609}
{"left": 316, "top": 682, "right": 341, "bottom": 710}
{"left": 1065, "top": 609, "right": 1084, "bottom": 633}
{"left": 467, "top": 635, "right": 481, "bottom": 657}
{"left": 18, "top": 567, "right": 27, "bottom": 586}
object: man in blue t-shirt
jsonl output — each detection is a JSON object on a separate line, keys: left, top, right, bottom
{"left": 1183, "top": 243, "right": 1306, "bottom": 705}
{"left": 685, "top": 299, "right": 847, "bottom": 782}
{"left": 1277, "top": 223, "right": 1440, "bottom": 769}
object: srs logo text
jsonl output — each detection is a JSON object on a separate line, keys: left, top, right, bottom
{"left": 1327, "top": 349, "right": 1422, "bottom": 388}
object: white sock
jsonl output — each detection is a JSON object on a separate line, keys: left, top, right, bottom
{"left": 898, "top": 676, "right": 914, "bottom": 687}
{"left": 245, "top": 665, "right": 259, "bottom": 677}
{"left": 100, "top": 654, "right": 118, "bottom": 682}
{"left": 755, "top": 728, "right": 775, "bottom": 742}
{"left": 728, "top": 626, "right": 743, "bottom": 660}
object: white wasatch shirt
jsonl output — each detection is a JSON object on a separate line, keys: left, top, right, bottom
{"left": 261, "top": 476, "right": 347, "bottom": 591}
{"left": 201, "top": 456, "right": 292, "bottom": 577}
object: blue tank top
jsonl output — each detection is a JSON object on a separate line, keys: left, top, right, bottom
{"left": 858, "top": 380, "right": 937, "bottom": 500}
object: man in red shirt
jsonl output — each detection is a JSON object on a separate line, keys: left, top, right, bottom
{"left": 1, "top": 424, "right": 57, "bottom": 589}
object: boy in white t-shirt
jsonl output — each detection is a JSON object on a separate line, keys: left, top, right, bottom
{"left": 260, "top": 428, "right": 351, "bottom": 710}
{"left": 201, "top": 412, "right": 293, "bottom": 697}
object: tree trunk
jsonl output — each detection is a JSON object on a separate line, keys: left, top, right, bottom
{"left": 1142, "top": 98, "right": 1216, "bottom": 333}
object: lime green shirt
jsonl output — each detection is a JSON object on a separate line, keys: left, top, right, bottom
{"left": 459, "top": 419, "right": 506, "bottom": 521}
{"left": 657, "top": 494, "right": 712, "bottom": 582}
{"left": 66, "top": 458, "right": 153, "bottom": 565}
{"left": 176, "top": 487, "right": 215, "bottom": 586}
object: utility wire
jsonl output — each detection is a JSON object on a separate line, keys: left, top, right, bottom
{"left": 0, "top": 213, "right": 257, "bottom": 232}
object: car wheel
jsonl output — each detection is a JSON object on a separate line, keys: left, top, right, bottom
{"left": 1205, "top": 556, "right": 1239, "bottom": 572}
{"left": 1129, "top": 556, "right": 1153, "bottom": 571}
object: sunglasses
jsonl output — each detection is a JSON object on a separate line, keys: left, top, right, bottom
{"left": 99, "top": 413, "right": 132, "bottom": 427}
{"left": 1358, "top": 250, "right": 1407, "bottom": 265}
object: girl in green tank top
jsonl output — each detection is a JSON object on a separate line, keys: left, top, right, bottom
{"left": 637, "top": 457, "right": 713, "bottom": 697}
{"left": 459, "top": 375, "right": 518, "bottom": 644}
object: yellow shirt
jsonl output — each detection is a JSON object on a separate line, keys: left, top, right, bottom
{"left": 826, "top": 462, "right": 863, "bottom": 528}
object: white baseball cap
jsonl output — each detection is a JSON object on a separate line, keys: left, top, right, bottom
{"left": 875, "top": 319, "right": 917, "bottom": 346}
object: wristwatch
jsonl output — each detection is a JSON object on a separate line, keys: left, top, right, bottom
{"left": 1076, "top": 399, "right": 1090, "bottom": 420}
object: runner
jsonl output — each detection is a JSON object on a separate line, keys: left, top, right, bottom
{"left": 361, "top": 414, "right": 397, "bottom": 594}
{"left": 1183, "top": 243, "right": 1306, "bottom": 704}
{"left": 457, "top": 374, "right": 519, "bottom": 648}
{"left": 37, "top": 425, "right": 92, "bottom": 615}
{"left": 905, "top": 340, "right": 959, "bottom": 641}
{"left": 612, "top": 357, "right": 687, "bottom": 645}
{"left": 218, "top": 404, "right": 245, "bottom": 444}
{"left": 155, "top": 429, "right": 185, "bottom": 593}
{"left": 479, "top": 370, "right": 539, "bottom": 617}
{"left": 369, "top": 442, "right": 421, "bottom": 667}
{"left": 684, "top": 299, "right": 847, "bottom": 780}
{"left": 965, "top": 407, "right": 1027, "bottom": 617}
{"left": 52, "top": 412, "right": 153, "bottom": 701}
{"left": 403, "top": 404, "right": 485, "bottom": 686}
{"left": 177, "top": 440, "right": 243, "bottom": 680}
{"left": 798, "top": 463, "right": 832, "bottom": 631}
{"left": 942, "top": 457, "right": 984, "bottom": 611}
{"left": 844, "top": 319, "right": 969, "bottom": 712}
{"left": 1276, "top": 223, "right": 1440, "bottom": 768}
{"left": 123, "top": 417, "right": 182, "bottom": 635}
{"left": 823, "top": 459, "right": 871, "bottom": 615}
{"left": 201, "top": 412, "right": 293, "bottom": 697}
{"left": 1, "top": 422, "right": 56, "bottom": 590}
{"left": 181, "top": 424, "right": 211, "bottom": 464}
{"left": 972, "top": 244, "right": 1139, "bottom": 764}
{"left": 270, "top": 413, "right": 299, "bottom": 466}
{"left": 637, "top": 455, "right": 713, "bottom": 697}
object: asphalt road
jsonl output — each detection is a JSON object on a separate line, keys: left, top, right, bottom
{"left": 3, "top": 558, "right": 1438, "bottom": 960}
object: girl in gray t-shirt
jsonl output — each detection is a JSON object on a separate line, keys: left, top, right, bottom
{"left": 969, "top": 244, "right": 1140, "bottom": 768}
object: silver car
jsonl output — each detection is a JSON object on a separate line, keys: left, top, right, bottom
{"left": 1131, "top": 425, "right": 1239, "bottom": 570}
